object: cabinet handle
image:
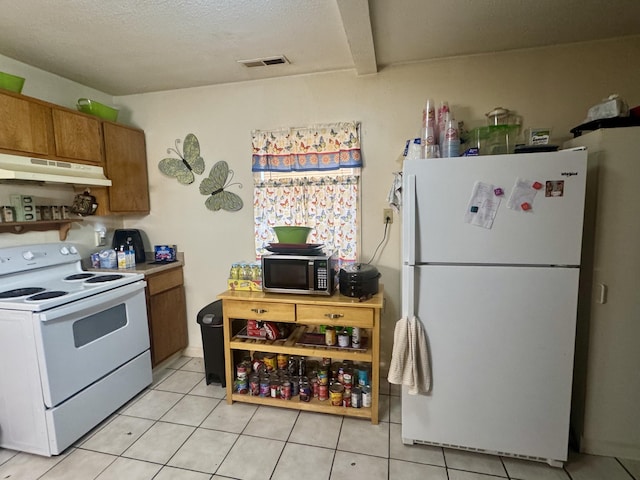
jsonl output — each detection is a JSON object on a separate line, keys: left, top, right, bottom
{"left": 324, "top": 313, "right": 344, "bottom": 319}
{"left": 251, "top": 308, "right": 268, "bottom": 314}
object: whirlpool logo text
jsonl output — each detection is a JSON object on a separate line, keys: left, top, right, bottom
{"left": 561, "top": 172, "right": 578, "bottom": 177}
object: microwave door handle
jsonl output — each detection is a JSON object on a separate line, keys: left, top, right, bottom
{"left": 308, "top": 260, "right": 315, "bottom": 290}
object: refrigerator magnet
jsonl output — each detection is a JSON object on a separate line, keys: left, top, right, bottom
{"left": 545, "top": 180, "right": 564, "bottom": 197}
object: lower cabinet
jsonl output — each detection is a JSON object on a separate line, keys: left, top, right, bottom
{"left": 146, "top": 267, "right": 188, "bottom": 367}
{"left": 217, "top": 288, "right": 383, "bottom": 424}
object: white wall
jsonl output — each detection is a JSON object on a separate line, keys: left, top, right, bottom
{"left": 114, "top": 37, "right": 640, "bottom": 367}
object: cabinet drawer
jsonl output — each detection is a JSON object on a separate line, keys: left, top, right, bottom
{"left": 224, "top": 300, "right": 295, "bottom": 322}
{"left": 146, "top": 268, "right": 183, "bottom": 296}
{"left": 297, "top": 305, "right": 374, "bottom": 328}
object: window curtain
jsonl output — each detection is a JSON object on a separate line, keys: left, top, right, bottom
{"left": 252, "top": 122, "right": 361, "bottom": 262}
{"left": 254, "top": 175, "right": 359, "bottom": 260}
{"left": 252, "top": 121, "right": 362, "bottom": 172}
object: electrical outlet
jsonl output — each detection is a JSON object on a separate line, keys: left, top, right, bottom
{"left": 383, "top": 208, "right": 393, "bottom": 224}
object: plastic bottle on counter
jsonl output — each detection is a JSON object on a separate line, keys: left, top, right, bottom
{"left": 117, "top": 246, "right": 127, "bottom": 269}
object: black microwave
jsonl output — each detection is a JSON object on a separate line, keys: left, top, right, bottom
{"left": 261, "top": 252, "right": 338, "bottom": 295}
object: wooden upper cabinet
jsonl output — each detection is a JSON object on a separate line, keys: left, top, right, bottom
{"left": 0, "top": 91, "right": 50, "bottom": 156}
{"left": 51, "top": 107, "right": 103, "bottom": 164}
{"left": 102, "top": 122, "right": 150, "bottom": 213}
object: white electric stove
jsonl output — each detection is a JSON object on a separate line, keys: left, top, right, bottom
{"left": 0, "top": 243, "right": 152, "bottom": 456}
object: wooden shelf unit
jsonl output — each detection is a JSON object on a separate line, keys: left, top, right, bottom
{"left": 0, "top": 219, "right": 82, "bottom": 240}
{"left": 217, "top": 287, "right": 383, "bottom": 424}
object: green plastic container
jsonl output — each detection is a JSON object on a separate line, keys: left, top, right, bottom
{"left": 0, "top": 72, "right": 25, "bottom": 93}
{"left": 273, "top": 226, "right": 312, "bottom": 244}
{"left": 76, "top": 98, "right": 119, "bottom": 121}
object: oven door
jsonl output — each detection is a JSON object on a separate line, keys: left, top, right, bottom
{"left": 33, "top": 281, "right": 149, "bottom": 408}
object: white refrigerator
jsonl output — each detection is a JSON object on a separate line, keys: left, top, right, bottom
{"left": 401, "top": 149, "right": 588, "bottom": 467}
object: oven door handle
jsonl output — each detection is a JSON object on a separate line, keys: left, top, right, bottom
{"left": 37, "top": 281, "right": 147, "bottom": 322}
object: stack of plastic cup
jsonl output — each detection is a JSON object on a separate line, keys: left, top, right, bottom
{"left": 441, "top": 118, "right": 460, "bottom": 158}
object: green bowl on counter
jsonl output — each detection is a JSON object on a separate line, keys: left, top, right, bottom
{"left": 0, "top": 71, "right": 25, "bottom": 93}
{"left": 273, "top": 226, "right": 312, "bottom": 244}
{"left": 76, "top": 98, "right": 119, "bottom": 121}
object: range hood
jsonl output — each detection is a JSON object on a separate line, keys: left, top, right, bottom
{"left": 0, "top": 153, "right": 112, "bottom": 186}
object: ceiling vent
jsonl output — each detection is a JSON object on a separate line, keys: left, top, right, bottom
{"left": 238, "top": 55, "right": 290, "bottom": 68}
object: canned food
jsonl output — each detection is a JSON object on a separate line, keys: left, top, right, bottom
{"left": 338, "top": 330, "right": 350, "bottom": 347}
{"left": 358, "top": 368, "right": 369, "bottom": 387}
{"left": 352, "top": 327, "right": 361, "bottom": 348}
{"left": 281, "top": 381, "right": 292, "bottom": 400}
{"left": 61, "top": 205, "right": 71, "bottom": 219}
{"left": 351, "top": 387, "right": 362, "bottom": 408}
{"left": 236, "top": 362, "right": 248, "bottom": 379}
{"left": 325, "top": 326, "right": 336, "bottom": 346}
{"left": 329, "top": 383, "right": 345, "bottom": 406}
{"left": 342, "top": 395, "right": 351, "bottom": 408}
{"left": 343, "top": 372, "right": 353, "bottom": 387}
{"left": 318, "top": 384, "right": 329, "bottom": 401}
{"left": 270, "top": 379, "right": 280, "bottom": 398}
{"left": 263, "top": 354, "right": 277, "bottom": 372}
{"left": 249, "top": 374, "right": 260, "bottom": 396}
{"left": 277, "top": 353, "right": 289, "bottom": 370}
{"left": 235, "top": 378, "right": 248, "bottom": 395}
{"left": 300, "top": 381, "right": 311, "bottom": 402}
{"left": 361, "top": 385, "right": 372, "bottom": 407}
{"left": 290, "top": 376, "right": 300, "bottom": 396}
{"left": 317, "top": 367, "right": 329, "bottom": 386}
{"left": 259, "top": 376, "right": 270, "bottom": 397}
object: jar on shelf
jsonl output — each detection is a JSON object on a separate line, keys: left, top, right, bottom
{"left": 325, "top": 326, "right": 336, "bottom": 346}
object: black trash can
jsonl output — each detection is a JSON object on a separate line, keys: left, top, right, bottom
{"left": 197, "top": 300, "right": 227, "bottom": 387}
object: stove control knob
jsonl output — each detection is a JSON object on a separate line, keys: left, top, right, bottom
{"left": 69, "top": 246, "right": 78, "bottom": 255}
{"left": 60, "top": 246, "right": 70, "bottom": 255}
{"left": 23, "top": 251, "right": 35, "bottom": 260}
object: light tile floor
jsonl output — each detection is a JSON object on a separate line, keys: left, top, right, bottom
{"left": 1, "top": 355, "right": 639, "bottom": 480}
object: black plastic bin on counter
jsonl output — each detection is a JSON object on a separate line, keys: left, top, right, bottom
{"left": 197, "top": 300, "right": 228, "bottom": 387}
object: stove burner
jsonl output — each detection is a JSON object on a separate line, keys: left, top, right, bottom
{"left": 0, "top": 287, "right": 46, "bottom": 299}
{"left": 27, "top": 291, "right": 69, "bottom": 301}
{"left": 85, "top": 274, "right": 124, "bottom": 283}
{"left": 64, "top": 273, "right": 96, "bottom": 281}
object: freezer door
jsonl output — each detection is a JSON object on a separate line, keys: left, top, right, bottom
{"left": 401, "top": 265, "right": 579, "bottom": 463}
{"left": 403, "top": 150, "right": 587, "bottom": 265}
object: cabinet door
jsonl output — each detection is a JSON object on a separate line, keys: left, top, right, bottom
{"left": 0, "top": 91, "right": 50, "bottom": 155}
{"left": 148, "top": 285, "right": 188, "bottom": 366}
{"left": 103, "top": 122, "right": 150, "bottom": 213}
{"left": 51, "top": 108, "right": 103, "bottom": 163}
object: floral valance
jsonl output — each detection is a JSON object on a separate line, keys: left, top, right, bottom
{"left": 251, "top": 121, "right": 362, "bottom": 172}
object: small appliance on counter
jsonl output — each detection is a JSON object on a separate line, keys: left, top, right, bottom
{"left": 339, "top": 263, "right": 381, "bottom": 299}
{"left": 262, "top": 250, "right": 338, "bottom": 295}
{"left": 112, "top": 229, "right": 146, "bottom": 263}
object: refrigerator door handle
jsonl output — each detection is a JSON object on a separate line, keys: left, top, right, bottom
{"left": 403, "top": 174, "right": 417, "bottom": 266}
{"left": 401, "top": 265, "right": 415, "bottom": 318}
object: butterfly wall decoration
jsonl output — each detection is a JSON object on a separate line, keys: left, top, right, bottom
{"left": 199, "top": 161, "right": 243, "bottom": 212}
{"left": 158, "top": 133, "right": 205, "bottom": 184}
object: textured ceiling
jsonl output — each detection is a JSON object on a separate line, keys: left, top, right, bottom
{"left": 0, "top": 0, "right": 639, "bottom": 95}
